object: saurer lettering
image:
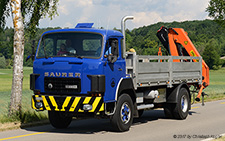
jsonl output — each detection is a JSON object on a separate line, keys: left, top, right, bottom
{"left": 44, "top": 72, "right": 81, "bottom": 78}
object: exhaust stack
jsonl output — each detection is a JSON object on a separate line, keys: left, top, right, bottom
{"left": 121, "top": 16, "right": 134, "bottom": 58}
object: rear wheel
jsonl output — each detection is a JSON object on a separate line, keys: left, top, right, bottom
{"left": 164, "top": 103, "right": 175, "bottom": 119}
{"left": 173, "top": 88, "right": 190, "bottom": 119}
{"left": 164, "top": 87, "right": 190, "bottom": 119}
{"left": 48, "top": 111, "right": 72, "bottom": 129}
{"left": 110, "top": 94, "right": 134, "bottom": 132}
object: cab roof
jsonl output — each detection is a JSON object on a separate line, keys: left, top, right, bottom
{"left": 43, "top": 28, "right": 123, "bottom": 38}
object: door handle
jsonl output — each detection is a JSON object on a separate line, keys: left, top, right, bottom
{"left": 118, "top": 68, "right": 123, "bottom": 71}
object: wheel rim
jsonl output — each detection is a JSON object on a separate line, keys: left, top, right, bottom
{"left": 181, "top": 95, "right": 188, "bottom": 112}
{"left": 120, "top": 103, "right": 131, "bottom": 124}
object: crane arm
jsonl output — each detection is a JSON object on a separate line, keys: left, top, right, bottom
{"left": 157, "top": 26, "right": 209, "bottom": 100}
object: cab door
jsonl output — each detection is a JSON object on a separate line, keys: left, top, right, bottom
{"left": 103, "top": 38, "right": 126, "bottom": 102}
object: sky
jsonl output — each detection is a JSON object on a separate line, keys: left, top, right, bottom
{"left": 7, "top": 0, "right": 211, "bottom": 30}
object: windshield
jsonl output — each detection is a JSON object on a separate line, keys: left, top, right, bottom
{"left": 36, "top": 32, "right": 103, "bottom": 58}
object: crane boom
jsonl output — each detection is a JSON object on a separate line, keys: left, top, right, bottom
{"left": 157, "top": 26, "right": 209, "bottom": 101}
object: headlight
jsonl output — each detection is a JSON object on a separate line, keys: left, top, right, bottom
{"left": 83, "top": 104, "right": 92, "bottom": 111}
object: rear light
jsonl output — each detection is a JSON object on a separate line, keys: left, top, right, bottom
{"left": 91, "top": 93, "right": 102, "bottom": 97}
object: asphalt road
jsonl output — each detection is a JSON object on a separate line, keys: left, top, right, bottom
{"left": 0, "top": 100, "right": 225, "bottom": 141}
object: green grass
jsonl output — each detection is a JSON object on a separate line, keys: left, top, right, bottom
{"left": 0, "top": 67, "right": 225, "bottom": 124}
{"left": 0, "top": 67, "right": 47, "bottom": 124}
{"left": 214, "top": 135, "right": 225, "bottom": 141}
{"left": 0, "top": 67, "right": 33, "bottom": 114}
{"left": 203, "top": 67, "right": 225, "bottom": 101}
{"left": 0, "top": 67, "right": 31, "bottom": 91}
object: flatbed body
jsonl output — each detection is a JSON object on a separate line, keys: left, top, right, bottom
{"left": 126, "top": 52, "right": 202, "bottom": 89}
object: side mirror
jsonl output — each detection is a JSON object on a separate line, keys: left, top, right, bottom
{"left": 107, "top": 54, "right": 117, "bottom": 63}
{"left": 106, "top": 40, "right": 118, "bottom": 63}
{"left": 26, "top": 55, "right": 31, "bottom": 62}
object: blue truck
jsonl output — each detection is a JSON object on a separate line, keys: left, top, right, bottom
{"left": 30, "top": 16, "right": 205, "bottom": 131}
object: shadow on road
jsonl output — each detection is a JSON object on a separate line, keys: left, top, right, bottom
{"left": 133, "top": 109, "right": 165, "bottom": 125}
{"left": 23, "top": 109, "right": 196, "bottom": 134}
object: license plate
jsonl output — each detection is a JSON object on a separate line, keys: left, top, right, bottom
{"left": 65, "top": 85, "right": 78, "bottom": 89}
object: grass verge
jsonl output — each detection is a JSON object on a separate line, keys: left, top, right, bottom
{"left": 214, "top": 135, "right": 225, "bottom": 141}
{"left": 0, "top": 67, "right": 48, "bottom": 131}
{"left": 0, "top": 110, "right": 48, "bottom": 124}
{"left": 203, "top": 67, "right": 225, "bottom": 102}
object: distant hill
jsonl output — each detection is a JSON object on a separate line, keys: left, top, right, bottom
{"left": 126, "top": 19, "right": 225, "bottom": 57}
{"left": 0, "top": 19, "right": 224, "bottom": 68}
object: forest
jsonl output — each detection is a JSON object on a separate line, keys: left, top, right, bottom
{"left": 0, "top": 19, "right": 224, "bottom": 69}
{"left": 125, "top": 19, "right": 225, "bottom": 69}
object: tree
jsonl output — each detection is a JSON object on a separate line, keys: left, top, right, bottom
{"left": 206, "top": 0, "right": 225, "bottom": 27}
{"left": 0, "top": 0, "right": 59, "bottom": 115}
{"left": 9, "top": 0, "right": 25, "bottom": 115}
{"left": 0, "top": 1, "right": 10, "bottom": 31}
{"left": 202, "top": 39, "right": 220, "bottom": 69}
{"left": 0, "top": 56, "right": 7, "bottom": 69}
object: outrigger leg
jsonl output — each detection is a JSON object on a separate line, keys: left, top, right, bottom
{"left": 195, "top": 85, "right": 208, "bottom": 106}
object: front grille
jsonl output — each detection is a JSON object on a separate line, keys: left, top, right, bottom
{"left": 44, "top": 77, "right": 81, "bottom": 93}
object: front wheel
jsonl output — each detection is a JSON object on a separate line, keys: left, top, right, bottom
{"left": 48, "top": 111, "right": 72, "bottom": 129}
{"left": 110, "top": 94, "right": 134, "bottom": 132}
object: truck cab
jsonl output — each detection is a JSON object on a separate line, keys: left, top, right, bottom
{"left": 32, "top": 26, "right": 126, "bottom": 102}
{"left": 31, "top": 24, "right": 135, "bottom": 130}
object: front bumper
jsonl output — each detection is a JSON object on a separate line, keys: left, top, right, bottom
{"left": 32, "top": 95, "right": 104, "bottom": 113}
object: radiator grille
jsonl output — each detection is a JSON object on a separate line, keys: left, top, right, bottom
{"left": 44, "top": 77, "right": 81, "bottom": 93}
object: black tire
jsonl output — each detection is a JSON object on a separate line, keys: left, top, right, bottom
{"left": 138, "top": 110, "right": 144, "bottom": 118}
{"left": 48, "top": 111, "right": 72, "bottom": 129}
{"left": 110, "top": 94, "right": 134, "bottom": 132}
{"left": 164, "top": 103, "right": 175, "bottom": 119}
{"left": 164, "top": 87, "right": 190, "bottom": 120}
{"left": 173, "top": 88, "right": 190, "bottom": 119}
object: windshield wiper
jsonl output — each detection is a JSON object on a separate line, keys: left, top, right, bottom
{"left": 73, "top": 54, "right": 83, "bottom": 59}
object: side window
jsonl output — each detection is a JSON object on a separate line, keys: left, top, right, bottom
{"left": 105, "top": 38, "right": 118, "bottom": 56}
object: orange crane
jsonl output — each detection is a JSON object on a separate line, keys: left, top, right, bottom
{"left": 157, "top": 26, "right": 209, "bottom": 102}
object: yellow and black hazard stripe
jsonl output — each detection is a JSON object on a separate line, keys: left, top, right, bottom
{"left": 32, "top": 95, "right": 104, "bottom": 113}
